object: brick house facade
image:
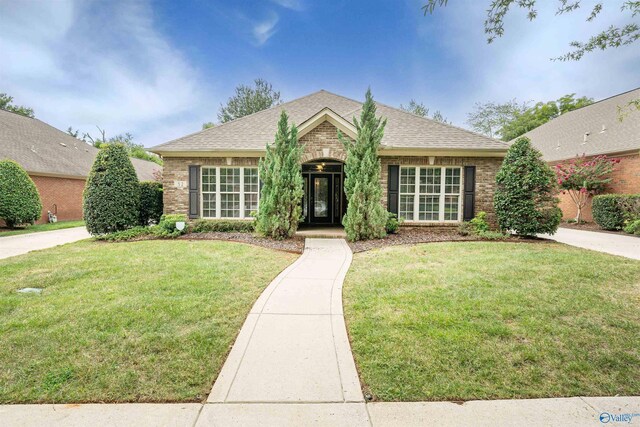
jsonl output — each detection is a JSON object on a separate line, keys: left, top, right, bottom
{"left": 155, "top": 92, "right": 508, "bottom": 228}
{"left": 30, "top": 175, "right": 87, "bottom": 223}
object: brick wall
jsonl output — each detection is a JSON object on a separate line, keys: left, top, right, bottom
{"left": 30, "top": 175, "right": 86, "bottom": 223}
{"left": 162, "top": 120, "right": 504, "bottom": 225}
{"left": 380, "top": 156, "right": 503, "bottom": 225}
{"left": 552, "top": 152, "right": 640, "bottom": 222}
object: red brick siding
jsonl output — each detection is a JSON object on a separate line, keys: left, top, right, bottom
{"left": 30, "top": 175, "right": 86, "bottom": 223}
{"left": 551, "top": 152, "right": 640, "bottom": 222}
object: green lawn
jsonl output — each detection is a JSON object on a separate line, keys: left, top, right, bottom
{"left": 344, "top": 242, "right": 640, "bottom": 402}
{"left": 0, "top": 240, "right": 296, "bottom": 403}
{"left": 0, "top": 220, "right": 85, "bottom": 237}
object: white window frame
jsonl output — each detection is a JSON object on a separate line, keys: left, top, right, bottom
{"left": 398, "top": 166, "right": 463, "bottom": 223}
{"left": 200, "top": 166, "right": 259, "bottom": 220}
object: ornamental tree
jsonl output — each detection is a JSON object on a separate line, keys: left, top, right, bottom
{"left": 0, "top": 160, "right": 42, "bottom": 227}
{"left": 494, "top": 137, "right": 562, "bottom": 236}
{"left": 555, "top": 155, "right": 620, "bottom": 223}
{"left": 256, "top": 110, "right": 304, "bottom": 239}
{"left": 83, "top": 144, "right": 140, "bottom": 235}
{"left": 340, "top": 89, "right": 388, "bottom": 241}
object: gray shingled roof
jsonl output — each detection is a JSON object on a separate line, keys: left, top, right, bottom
{"left": 0, "top": 109, "right": 161, "bottom": 181}
{"left": 520, "top": 88, "right": 640, "bottom": 162}
{"left": 151, "top": 90, "right": 508, "bottom": 153}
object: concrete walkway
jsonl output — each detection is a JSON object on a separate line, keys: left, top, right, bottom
{"left": 544, "top": 227, "right": 640, "bottom": 260}
{"left": 0, "top": 227, "right": 90, "bottom": 260}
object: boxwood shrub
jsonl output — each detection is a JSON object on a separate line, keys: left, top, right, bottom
{"left": 0, "top": 160, "right": 42, "bottom": 227}
{"left": 592, "top": 194, "right": 640, "bottom": 230}
{"left": 83, "top": 144, "right": 140, "bottom": 235}
{"left": 191, "top": 219, "right": 255, "bottom": 233}
{"left": 139, "top": 181, "right": 163, "bottom": 226}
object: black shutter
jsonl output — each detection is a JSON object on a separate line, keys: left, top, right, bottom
{"left": 188, "top": 165, "right": 200, "bottom": 219}
{"left": 387, "top": 165, "right": 399, "bottom": 215}
{"left": 463, "top": 166, "right": 476, "bottom": 221}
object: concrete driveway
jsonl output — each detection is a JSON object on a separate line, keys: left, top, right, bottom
{"left": 0, "top": 227, "right": 90, "bottom": 260}
{"left": 543, "top": 227, "right": 640, "bottom": 260}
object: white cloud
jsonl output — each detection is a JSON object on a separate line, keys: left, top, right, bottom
{"left": 270, "top": 0, "right": 304, "bottom": 11}
{"left": 252, "top": 12, "right": 279, "bottom": 45}
{"left": 0, "top": 0, "right": 213, "bottom": 147}
{"left": 409, "top": 0, "right": 640, "bottom": 127}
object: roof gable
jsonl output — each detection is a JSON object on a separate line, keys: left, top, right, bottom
{"left": 150, "top": 90, "right": 509, "bottom": 155}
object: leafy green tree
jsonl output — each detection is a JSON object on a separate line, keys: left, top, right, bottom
{"left": 139, "top": 181, "right": 164, "bottom": 226}
{"left": 400, "top": 99, "right": 450, "bottom": 123}
{"left": 340, "top": 89, "right": 388, "bottom": 241}
{"left": 218, "top": 79, "right": 282, "bottom": 123}
{"left": 69, "top": 126, "right": 163, "bottom": 166}
{"left": 0, "top": 160, "right": 42, "bottom": 227}
{"left": 423, "top": 1, "right": 639, "bottom": 61}
{"left": 83, "top": 144, "right": 141, "bottom": 235}
{"left": 0, "top": 93, "right": 34, "bottom": 118}
{"left": 468, "top": 94, "right": 593, "bottom": 141}
{"left": 466, "top": 99, "right": 530, "bottom": 139}
{"left": 255, "top": 111, "right": 304, "bottom": 239}
{"left": 494, "top": 137, "right": 562, "bottom": 236}
{"left": 202, "top": 122, "right": 215, "bottom": 130}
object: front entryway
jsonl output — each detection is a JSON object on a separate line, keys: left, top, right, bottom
{"left": 301, "top": 160, "right": 346, "bottom": 225}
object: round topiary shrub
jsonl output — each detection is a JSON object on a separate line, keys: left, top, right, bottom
{"left": 494, "top": 137, "right": 562, "bottom": 236}
{"left": 0, "top": 160, "right": 42, "bottom": 227}
{"left": 83, "top": 144, "right": 140, "bottom": 235}
{"left": 139, "top": 181, "right": 163, "bottom": 226}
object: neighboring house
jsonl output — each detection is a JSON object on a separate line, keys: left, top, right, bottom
{"left": 0, "top": 110, "right": 161, "bottom": 224}
{"left": 520, "top": 88, "right": 640, "bottom": 222}
{"left": 151, "top": 90, "right": 509, "bottom": 226}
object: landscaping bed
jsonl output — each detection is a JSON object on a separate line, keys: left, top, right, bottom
{"left": 343, "top": 241, "right": 640, "bottom": 401}
{"left": 180, "top": 232, "right": 305, "bottom": 253}
{"left": 0, "top": 240, "right": 296, "bottom": 403}
{"left": 349, "top": 226, "right": 497, "bottom": 253}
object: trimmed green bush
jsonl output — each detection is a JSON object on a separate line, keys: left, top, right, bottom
{"left": 139, "top": 181, "right": 163, "bottom": 226}
{"left": 191, "top": 219, "right": 254, "bottom": 233}
{"left": 593, "top": 194, "right": 640, "bottom": 230}
{"left": 156, "top": 214, "right": 188, "bottom": 237}
{"left": 385, "top": 213, "right": 401, "bottom": 234}
{"left": 0, "top": 160, "right": 42, "bottom": 227}
{"left": 94, "top": 226, "right": 152, "bottom": 242}
{"left": 494, "top": 137, "right": 562, "bottom": 236}
{"left": 623, "top": 219, "right": 640, "bottom": 235}
{"left": 83, "top": 144, "right": 140, "bottom": 235}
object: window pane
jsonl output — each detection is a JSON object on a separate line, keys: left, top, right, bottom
{"left": 399, "top": 195, "right": 414, "bottom": 220}
{"left": 244, "top": 193, "right": 258, "bottom": 217}
{"left": 419, "top": 168, "right": 441, "bottom": 194}
{"left": 221, "top": 193, "right": 240, "bottom": 218}
{"left": 444, "top": 195, "right": 459, "bottom": 220}
{"left": 244, "top": 168, "right": 259, "bottom": 193}
{"left": 419, "top": 195, "right": 439, "bottom": 221}
{"left": 220, "top": 168, "right": 240, "bottom": 193}
{"left": 202, "top": 192, "right": 216, "bottom": 218}
{"left": 202, "top": 168, "right": 216, "bottom": 193}
{"left": 400, "top": 168, "right": 416, "bottom": 194}
{"left": 445, "top": 168, "right": 461, "bottom": 194}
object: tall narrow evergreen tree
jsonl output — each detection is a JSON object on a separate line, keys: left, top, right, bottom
{"left": 340, "top": 89, "right": 388, "bottom": 241}
{"left": 256, "top": 111, "right": 304, "bottom": 239}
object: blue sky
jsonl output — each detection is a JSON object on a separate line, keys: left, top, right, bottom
{"left": 1, "top": 0, "right": 638, "bottom": 147}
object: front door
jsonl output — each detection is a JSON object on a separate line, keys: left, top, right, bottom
{"left": 310, "top": 174, "right": 332, "bottom": 224}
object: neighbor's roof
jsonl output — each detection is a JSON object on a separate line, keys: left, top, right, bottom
{"left": 0, "top": 109, "right": 161, "bottom": 180}
{"left": 151, "top": 90, "right": 509, "bottom": 154}
{"left": 519, "top": 87, "right": 640, "bottom": 162}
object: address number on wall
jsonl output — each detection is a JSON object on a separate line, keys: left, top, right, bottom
{"left": 174, "top": 180, "right": 187, "bottom": 189}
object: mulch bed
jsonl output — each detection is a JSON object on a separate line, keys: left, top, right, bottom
{"left": 348, "top": 227, "right": 480, "bottom": 253}
{"left": 179, "top": 232, "right": 305, "bottom": 253}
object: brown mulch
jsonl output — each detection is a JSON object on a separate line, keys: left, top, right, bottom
{"left": 348, "top": 227, "right": 552, "bottom": 253}
{"left": 179, "top": 232, "right": 305, "bottom": 253}
{"left": 559, "top": 222, "right": 629, "bottom": 236}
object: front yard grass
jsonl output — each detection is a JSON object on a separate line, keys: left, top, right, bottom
{"left": 343, "top": 242, "right": 640, "bottom": 401}
{"left": 0, "top": 240, "right": 296, "bottom": 403}
{"left": 0, "top": 220, "right": 85, "bottom": 237}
